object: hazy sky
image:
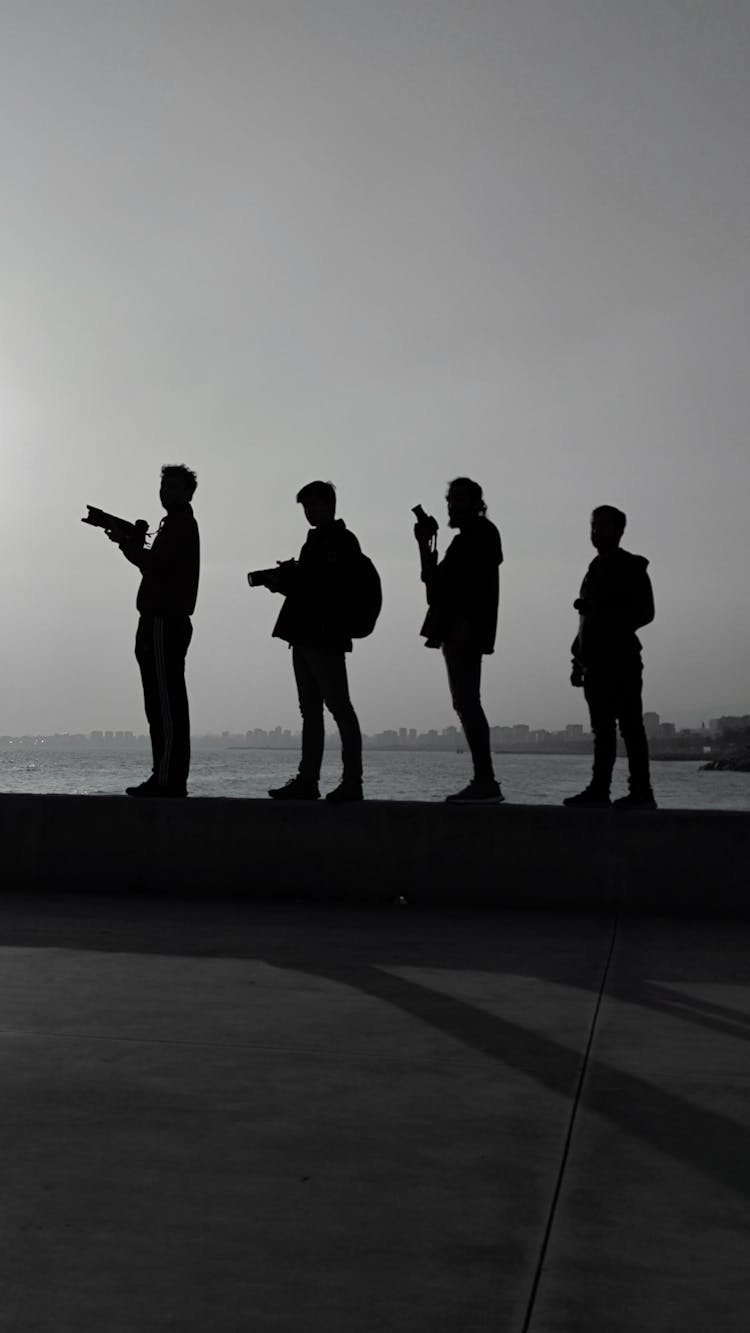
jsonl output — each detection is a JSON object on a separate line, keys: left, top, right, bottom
{"left": 1, "top": 0, "right": 748, "bottom": 735}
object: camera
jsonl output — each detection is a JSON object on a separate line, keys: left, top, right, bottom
{"left": 247, "top": 567, "right": 278, "bottom": 589}
{"left": 82, "top": 506, "right": 149, "bottom": 547}
{"left": 412, "top": 504, "right": 438, "bottom": 542}
{"left": 247, "top": 559, "right": 297, "bottom": 590}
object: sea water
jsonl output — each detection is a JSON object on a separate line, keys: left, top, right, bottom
{"left": 0, "top": 747, "right": 747, "bottom": 809}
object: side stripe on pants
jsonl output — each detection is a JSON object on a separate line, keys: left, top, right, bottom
{"left": 153, "top": 616, "right": 174, "bottom": 785}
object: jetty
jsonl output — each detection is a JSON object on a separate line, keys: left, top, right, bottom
{"left": 1, "top": 796, "right": 748, "bottom": 1330}
{"left": 1, "top": 792, "right": 748, "bottom": 912}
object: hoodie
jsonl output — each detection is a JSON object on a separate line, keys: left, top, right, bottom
{"left": 572, "top": 547, "right": 654, "bottom": 669}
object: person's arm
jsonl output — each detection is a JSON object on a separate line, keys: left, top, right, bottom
{"left": 570, "top": 621, "right": 585, "bottom": 686}
{"left": 115, "top": 532, "right": 150, "bottom": 571}
{"left": 460, "top": 526, "right": 501, "bottom": 628}
{"left": 630, "top": 568, "right": 655, "bottom": 630}
{"left": 416, "top": 534, "right": 438, "bottom": 588}
{"left": 329, "top": 531, "right": 361, "bottom": 610}
{"left": 119, "top": 513, "right": 190, "bottom": 576}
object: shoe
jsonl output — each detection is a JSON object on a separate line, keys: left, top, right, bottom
{"left": 325, "top": 780, "right": 363, "bottom": 803}
{"left": 562, "top": 788, "right": 611, "bottom": 808}
{"left": 125, "top": 777, "right": 159, "bottom": 797}
{"left": 126, "top": 780, "right": 187, "bottom": 798}
{"left": 268, "top": 776, "right": 320, "bottom": 801}
{"left": 613, "top": 792, "right": 657, "bottom": 811}
{"left": 445, "top": 779, "right": 504, "bottom": 804}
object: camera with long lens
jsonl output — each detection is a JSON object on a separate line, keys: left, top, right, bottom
{"left": 412, "top": 504, "right": 438, "bottom": 543}
{"left": 247, "top": 558, "right": 297, "bottom": 590}
{"left": 82, "top": 506, "right": 149, "bottom": 548}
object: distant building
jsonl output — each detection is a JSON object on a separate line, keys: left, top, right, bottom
{"left": 712, "top": 715, "right": 750, "bottom": 736}
{"left": 643, "top": 712, "right": 660, "bottom": 739}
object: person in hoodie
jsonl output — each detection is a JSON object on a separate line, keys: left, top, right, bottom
{"left": 263, "top": 480, "right": 364, "bottom": 803}
{"left": 564, "top": 505, "right": 656, "bottom": 810}
{"left": 415, "top": 476, "right": 504, "bottom": 803}
{"left": 115, "top": 464, "right": 199, "bottom": 798}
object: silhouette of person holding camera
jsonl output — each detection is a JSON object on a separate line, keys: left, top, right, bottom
{"left": 114, "top": 465, "right": 199, "bottom": 798}
{"left": 564, "top": 505, "right": 656, "bottom": 810}
{"left": 256, "top": 481, "right": 364, "bottom": 802}
{"left": 415, "top": 477, "right": 504, "bottom": 802}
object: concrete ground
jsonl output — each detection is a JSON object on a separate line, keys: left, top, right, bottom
{"left": 0, "top": 894, "right": 747, "bottom": 1332}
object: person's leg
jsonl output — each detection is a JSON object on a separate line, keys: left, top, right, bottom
{"left": 135, "top": 616, "right": 163, "bottom": 780}
{"left": 583, "top": 673, "right": 617, "bottom": 795}
{"left": 308, "top": 648, "right": 362, "bottom": 784}
{"left": 616, "top": 663, "right": 653, "bottom": 798}
{"left": 292, "top": 645, "right": 325, "bottom": 783}
{"left": 443, "top": 645, "right": 495, "bottom": 783}
{"left": 155, "top": 616, "right": 192, "bottom": 791}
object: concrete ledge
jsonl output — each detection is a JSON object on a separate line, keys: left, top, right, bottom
{"left": 1, "top": 794, "right": 747, "bottom": 914}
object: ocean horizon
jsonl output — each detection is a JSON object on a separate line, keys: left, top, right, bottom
{"left": 1, "top": 746, "right": 747, "bottom": 810}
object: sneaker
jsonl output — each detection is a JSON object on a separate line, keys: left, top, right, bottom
{"left": 562, "top": 788, "right": 611, "bottom": 809}
{"left": 268, "top": 776, "right": 320, "bottom": 801}
{"left": 126, "top": 780, "right": 187, "bottom": 798}
{"left": 325, "top": 780, "right": 364, "bottom": 803}
{"left": 125, "top": 777, "right": 159, "bottom": 797}
{"left": 445, "top": 779, "right": 504, "bottom": 804}
{"left": 613, "top": 792, "right": 657, "bottom": 811}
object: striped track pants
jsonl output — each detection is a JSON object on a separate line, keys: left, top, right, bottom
{"left": 135, "top": 614, "right": 193, "bottom": 790}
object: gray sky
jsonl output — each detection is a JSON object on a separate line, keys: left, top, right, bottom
{"left": 1, "top": 0, "right": 748, "bottom": 735}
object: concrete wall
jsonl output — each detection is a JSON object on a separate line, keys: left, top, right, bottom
{"left": 1, "top": 795, "right": 748, "bottom": 914}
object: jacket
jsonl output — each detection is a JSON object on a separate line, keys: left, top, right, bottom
{"left": 133, "top": 504, "right": 200, "bottom": 617}
{"left": 572, "top": 547, "right": 654, "bottom": 669}
{"left": 272, "top": 519, "right": 362, "bottom": 652}
{"left": 420, "top": 516, "right": 503, "bottom": 654}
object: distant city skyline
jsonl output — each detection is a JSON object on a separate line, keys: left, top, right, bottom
{"left": 3, "top": 710, "right": 746, "bottom": 750}
{"left": 0, "top": 696, "right": 743, "bottom": 736}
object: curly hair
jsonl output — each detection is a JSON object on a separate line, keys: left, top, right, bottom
{"left": 161, "top": 464, "right": 198, "bottom": 498}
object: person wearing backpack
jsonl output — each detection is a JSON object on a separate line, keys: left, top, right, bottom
{"left": 415, "top": 477, "right": 504, "bottom": 803}
{"left": 259, "top": 480, "right": 377, "bottom": 803}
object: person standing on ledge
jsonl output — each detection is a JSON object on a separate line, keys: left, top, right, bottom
{"left": 564, "top": 504, "right": 656, "bottom": 811}
{"left": 262, "top": 480, "right": 365, "bottom": 803}
{"left": 115, "top": 465, "right": 199, "bottom": 798}
{"left": 415, "top": 477, "right": 504, "bottom": 803}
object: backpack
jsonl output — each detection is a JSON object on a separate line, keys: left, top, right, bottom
{"left": 347, "top": 552, "right": 383, "bottom": 638}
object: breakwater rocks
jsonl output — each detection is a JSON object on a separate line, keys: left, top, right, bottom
{"left": 700, "top": 752, "right": 750, "bottom": 772}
